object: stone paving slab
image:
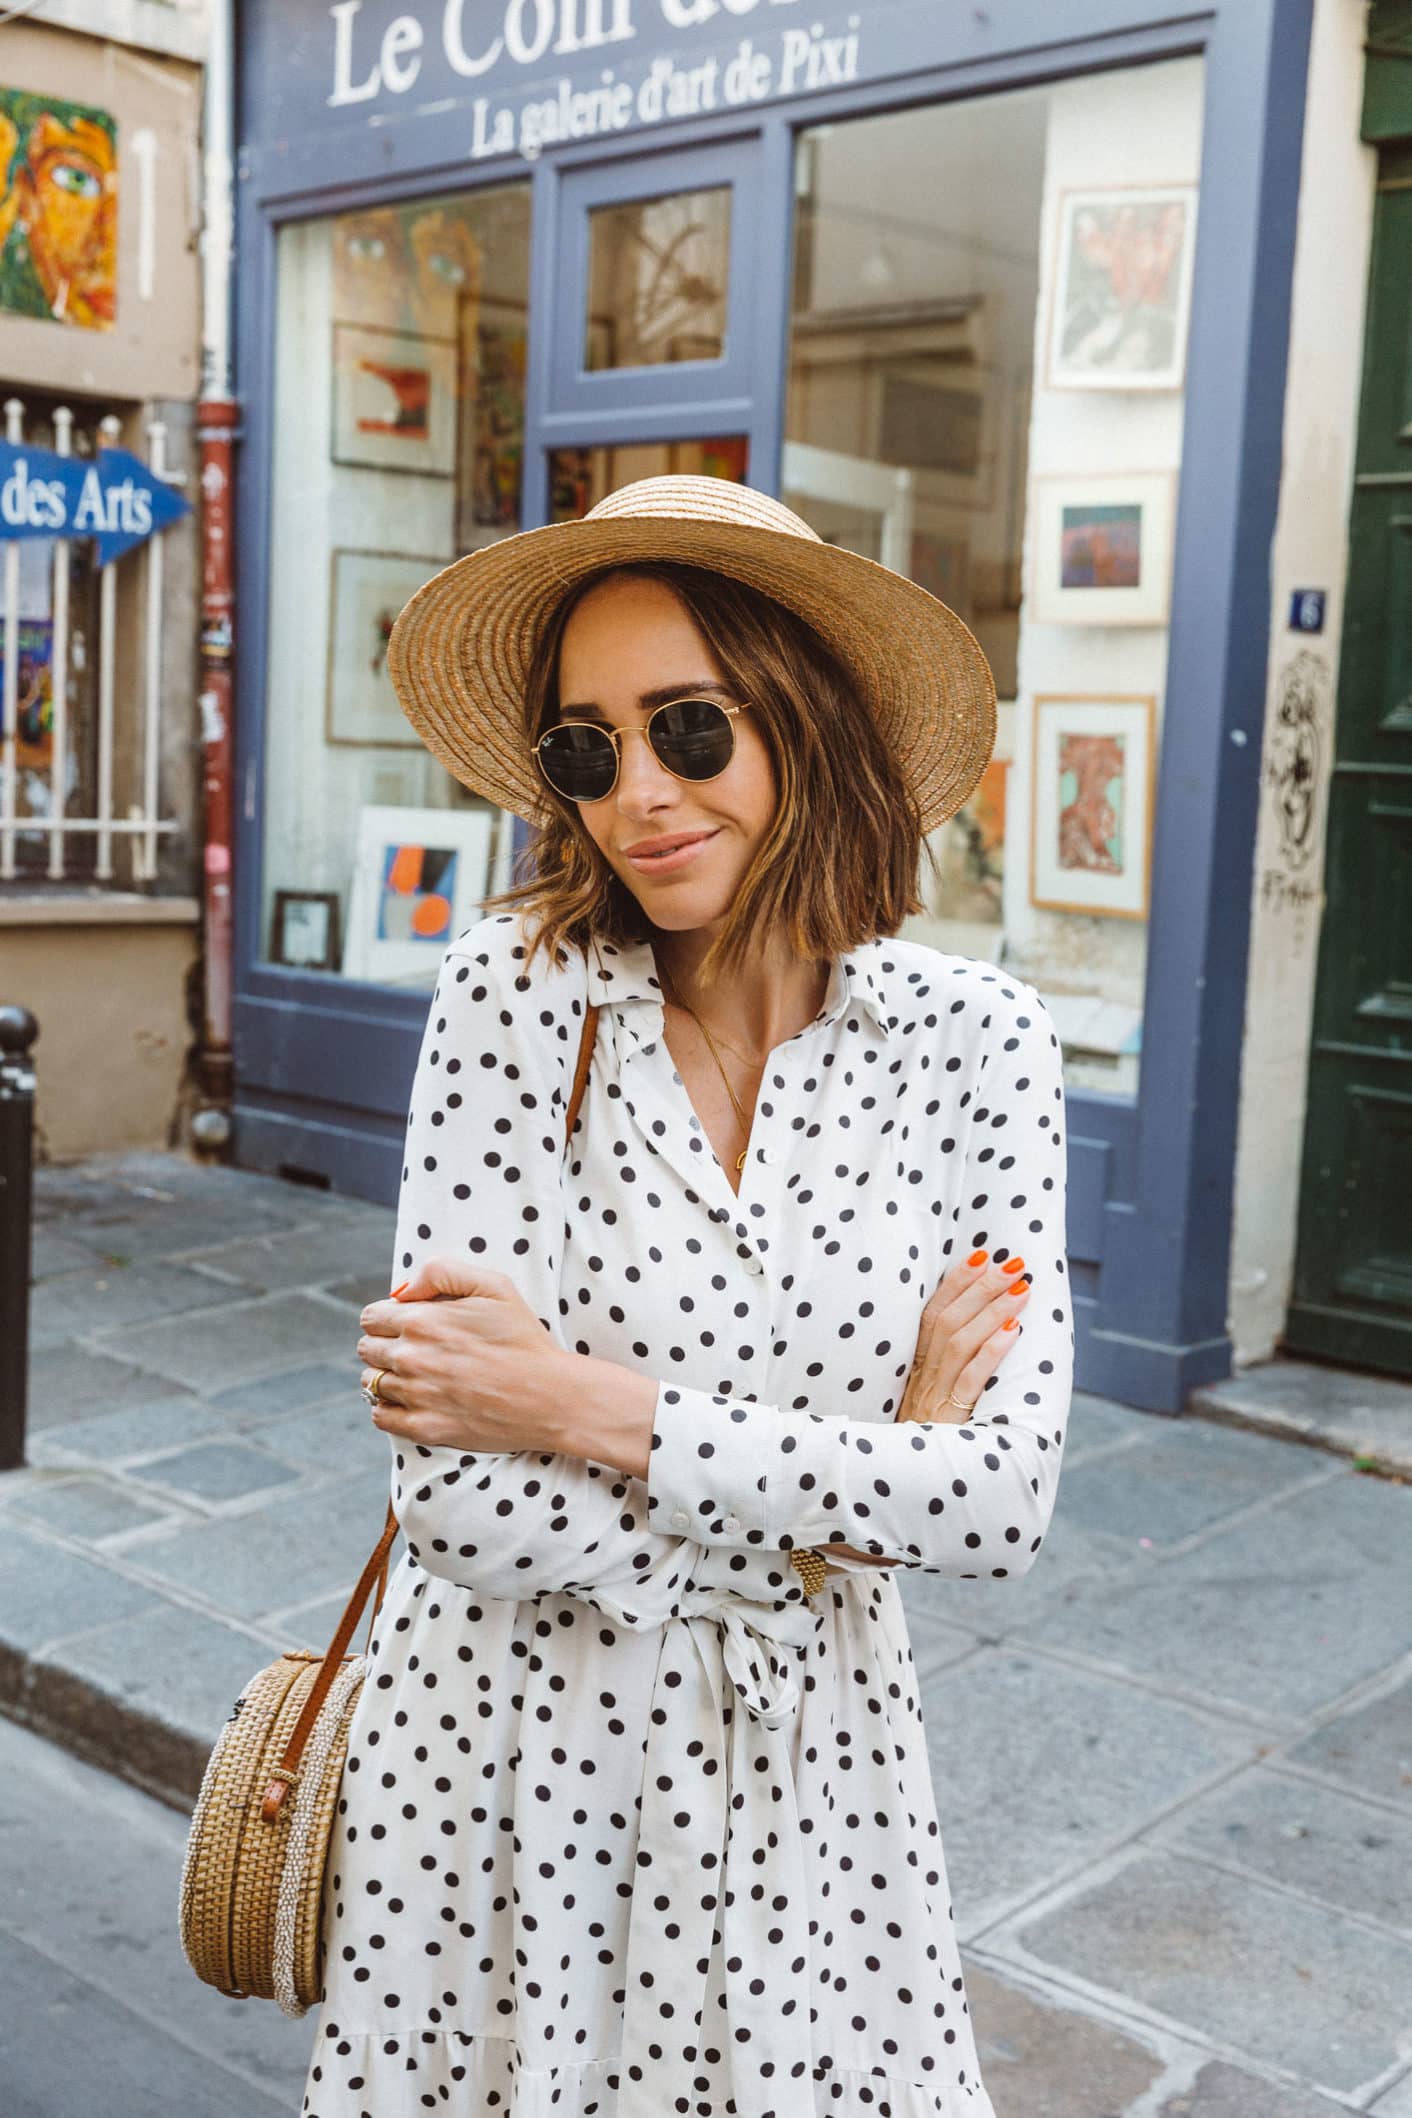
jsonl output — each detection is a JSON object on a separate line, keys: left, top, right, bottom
{"left": 1053, "top": 1416, "right": 1328, "bottom": 1553}
{"left": 131, "top": 1439, "right": 304, "bottom": 1508}
{"left": 180, "top": 1214, "right": 398, "bottom": 1295}
{"left": 962, "top": 1962, "right": 1165, "bottom": 2115}
{"left": 1192, "top": 1355, "right": 1412, "bottom": 1478}
{"left": 25, "top": 1394, "right": 230, "bottom": 1465}
{"left": 1156, "top": 1762, "right": 1412, "bottom": 1934}
{"left": 1155, "top": 2060, "right": 1352, "bottom": 2116}
{"left": 4, "top": 1472, "right": 177, "bottom": 1543}
{"left": 1372, "top": 2071, "right": 1412, "bottom": 2115}
{"left": 1283, "top": 1674, "right": 1412, "bottom": 1810}
{"left": 1008, "top": 1845, "right": 1412, "bottom": 2095}
{"left": 127, "top": 1466, "right": 395, "bottom": 1623}
{"left": 27, "top": 1260, "right": 243, "bottom": 1352}
{"left": 24, "top": 1340, "right": 181, "bottom": 1430}
{"left": 918, "top": 1647, "right": 1254, "bottom": 1938}
{"left": 0, "top": 1524, "right": 159, "bottom": 1662}
{"left": 1016, "top": 1466, "right": 1412, "bottom": 1726}
{"left": 92, "top": 1289, "right": 359, "bottom": 1393}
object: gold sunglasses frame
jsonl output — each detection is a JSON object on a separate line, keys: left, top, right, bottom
{"left": 533, "top": 698, "right": 753, "bottom": 805}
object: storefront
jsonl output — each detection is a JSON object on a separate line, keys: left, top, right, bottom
{"left": 230, "top": 0, "right": 1318, "bottom": 1411}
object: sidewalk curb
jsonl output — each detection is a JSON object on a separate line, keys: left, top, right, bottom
{"left": 0, "top": 1637, "right": 208, "bottom": 1817}
{"left": 1189, "top": 1378, "right": 1412, "bottom": 1482}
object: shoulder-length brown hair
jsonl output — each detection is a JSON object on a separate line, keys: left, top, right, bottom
{"left": 481, "top": 559, "right": 942, "bottom": 994}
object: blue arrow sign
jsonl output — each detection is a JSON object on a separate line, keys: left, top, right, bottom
{"left": 0, "top": 440, "right": 191, "bottom": 563}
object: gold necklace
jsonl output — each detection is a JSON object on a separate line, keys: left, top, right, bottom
{"left": 657, "top": 963, "right": 761, "bottom": 1174}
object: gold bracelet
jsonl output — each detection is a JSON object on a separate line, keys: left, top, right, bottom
{"left": 788, "top": 1547, "right": 829, "bottom": 1596}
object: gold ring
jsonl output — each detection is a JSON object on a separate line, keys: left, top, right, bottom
{"left": 361, "top": 1369, "right": 385, "bottom": 1408}
{"left": 944, "top": 1389, "right": 976, "bottom": 1414}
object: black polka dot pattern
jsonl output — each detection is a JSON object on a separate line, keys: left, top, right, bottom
{"left": 301, "top": 912, "right": 1074, "bottom": 2118}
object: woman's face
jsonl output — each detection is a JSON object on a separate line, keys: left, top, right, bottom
{"left": 555, "top": 573, "right": 777, "bottom": 935}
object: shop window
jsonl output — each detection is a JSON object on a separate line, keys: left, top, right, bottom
{"left": 785, "top": 57, "right": 1204, "bottom": 1097}
{"left": 585, "top": 188, "right": 731, "bottom": 369}
{"left": 1, "top": 394, "right": 185, "bottom": 890}
{"left": 259, "top": 182, "right": 531, "bottom": 988}
{"left": 549, "top": 437, "right": 748, "bottom": 520}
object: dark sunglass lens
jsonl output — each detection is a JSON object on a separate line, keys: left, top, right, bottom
{"left": 538, "top": 723, "right": 617, "bottom": 800}
{"left": 650, "top": 698, "right": 734, "bottom": 780}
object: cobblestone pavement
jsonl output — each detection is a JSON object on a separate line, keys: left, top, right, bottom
{"left": 2, "top": 1149, "right": 1410, "bottom": 2116}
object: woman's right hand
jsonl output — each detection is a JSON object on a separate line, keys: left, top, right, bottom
{"left": 823, "top": 1250, "right": 1031, "bottom": 1572}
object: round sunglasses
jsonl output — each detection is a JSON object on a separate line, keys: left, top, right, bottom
{"left": 534, "top": 696, "right": 753, "bottom": 805}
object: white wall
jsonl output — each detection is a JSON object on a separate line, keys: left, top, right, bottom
{"left": 1227, "top": 0, "right": 1377, "bottom": 1364}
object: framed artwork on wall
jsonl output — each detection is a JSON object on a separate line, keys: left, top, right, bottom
{"left": 1030, "top": 692, "right": 1156, "bottom": 920}
{"left": 1029, "top": 470, "right": 1175, "bottom": 627}
{"left": 332, "top": 323, "right": 458, "bottom": 476}
{"left": 269, "top": 889, "right": 342, "bottom": 972}
{"left": 343, "top": 803, "right": 497, "bottom": 987}
{"left": 325, "top": 549, "right": 442, "bottom": 747}
{"left": 1045, "top": 183, "right": 1198, "bottom": 391}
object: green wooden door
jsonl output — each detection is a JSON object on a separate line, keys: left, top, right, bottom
{"left": 1287, "top": 130, "right": 1412, "bottom": 1376}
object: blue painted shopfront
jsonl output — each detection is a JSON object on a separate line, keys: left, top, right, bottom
{"left": 231, "top": 0, "right": 1315, "bottom": 1411}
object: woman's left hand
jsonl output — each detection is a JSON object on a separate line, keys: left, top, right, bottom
{"left": 357, "top": 1256, "right": 568, "bottom": 1453}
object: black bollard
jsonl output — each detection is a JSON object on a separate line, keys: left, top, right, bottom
{"left": 0, "top": 1005, "right": 38, "bottom": 1473}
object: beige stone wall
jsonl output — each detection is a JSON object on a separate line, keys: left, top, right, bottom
{"left": 2, "top": 912, "right": 198, "bottom": 1159}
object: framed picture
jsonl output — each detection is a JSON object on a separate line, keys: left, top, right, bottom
{"left": 1046, "top": 184, "right": 1198, "bottom": 391}
{"left": 877, "top": 364, "right": 1000, "bottom": 512}
{"left": 332, "top": 324, "right": 457, "bottom": 477}
{"left": 270, "top": 889, "right": 342, "bottom": 972}
{"left": 1029, "top": 471, "right": 1175, "bottom": 627}
{"left": 343, "top": 804, "right": 496, "bottom": 987}
{"left": 326, "top": 549, "right": 442, "bottom": 747}
{"left": 467, "top": 297, "right": 529, "bottom": 535}
{"left": 1029, "top": 693, "right": 1156, "bottom": 920}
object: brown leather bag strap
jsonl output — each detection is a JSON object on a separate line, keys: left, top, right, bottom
{"left": 260, "top": 996, "right": 602, "bottom": 1823}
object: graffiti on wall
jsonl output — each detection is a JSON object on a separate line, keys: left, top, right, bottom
{"left": 1259, "top": 647, "right": 1328, "bottom": 945}
{"left": 0, "top": 87, "right": 117, "bottom": 330}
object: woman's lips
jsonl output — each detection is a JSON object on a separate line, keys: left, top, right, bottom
{"left": 625, "top": 830, "right": 720, "bottom": 874}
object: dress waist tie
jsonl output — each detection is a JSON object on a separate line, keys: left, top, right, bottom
{"left": 616, "top": 1585, "right": 820, "bottom": 2118}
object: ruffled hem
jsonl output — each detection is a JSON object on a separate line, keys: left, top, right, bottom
{"left": 301, "top": 2028, "right": 997, "bottom": 2118}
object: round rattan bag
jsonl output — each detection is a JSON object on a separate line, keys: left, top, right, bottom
{"left": 178, "top": 1638, "right": 374, "bottom": 2016}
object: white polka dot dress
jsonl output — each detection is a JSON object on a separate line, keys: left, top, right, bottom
{"left": 301, "top": 910, "right": 1075, "bottom": 2118}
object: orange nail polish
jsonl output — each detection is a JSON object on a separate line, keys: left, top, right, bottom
{"left": 1001, "top": 1257, "right": 1026, "bottom": 1275}
{"left": 390, "top": 1280, "right": 410, "bottom": 1298}
{"left": 1002, "top": 1317, "right": 1019, "bottom": 1331}
{"left": 967, "top": 1250, "right": 988, "bottom": 1268}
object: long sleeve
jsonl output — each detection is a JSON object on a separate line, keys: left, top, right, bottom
{"left": 643, "top": 976, "right": 1075, "bottom": 1579}
{"left": 388, "top": 920, "right": 696, "bottom": 1602}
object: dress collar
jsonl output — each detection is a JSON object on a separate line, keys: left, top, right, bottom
{"left": 584, "top": 932, "right": 894, "bottom": 1043}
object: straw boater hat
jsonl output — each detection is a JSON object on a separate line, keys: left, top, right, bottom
{"left": 386, "top": 475, "right": 996, "bottom": 835}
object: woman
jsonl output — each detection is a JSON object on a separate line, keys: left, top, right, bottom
{"left": 311, "top": 477, "right": 1074, "bottom": 2118}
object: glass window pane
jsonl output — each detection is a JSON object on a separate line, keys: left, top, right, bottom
{"left": 585, "top": 189, "right": 731, "bottom": 370}
{"left": 549, "top": 437, "right": 748, "bottom": 520}
{"left": 785, "top": 57, "right": 1205, "bottom": 1099}
{"left": 259, "top": 182, "right": 531, "bottom": 989}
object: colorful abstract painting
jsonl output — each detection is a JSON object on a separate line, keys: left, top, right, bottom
{"left": 0, "top": 87, "right": 117, "bottom": 330}
{"left": 377, "top": 841, "right": 457, "bottom": 946}
{"left": 1060, "top": 504, "right": 1142, "bottom": 590}
{"left": 1058, "top": 732, "right": 1126, "bottom": 875}
{"left": 0, "top": 617, "right": 55, "bottom": 770}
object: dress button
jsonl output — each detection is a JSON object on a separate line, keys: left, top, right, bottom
{"left": 671, "top": 1508, "right": 689, "bottom": 1528}
{"left": 744, "top": 1254, "right": 764, "bottom": 1276}
{"left": 760, "top": 1147, "right": 779, "bottom": 1166}
{"left": 723, "top": 1515, "right": 741, "bottom": 1533}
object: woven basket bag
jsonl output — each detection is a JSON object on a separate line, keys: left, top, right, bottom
{"left": 178, "top": 972, "right": 832, "bottom": 2015}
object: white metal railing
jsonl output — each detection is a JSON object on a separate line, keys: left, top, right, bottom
{"left": 1, "top": 396, "right": 183, "bottom": 885}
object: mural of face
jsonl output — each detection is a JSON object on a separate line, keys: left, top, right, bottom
{"left": 406, "top": 206, "right": 483, "bottom": 341}
{"left": 20, "top": 111, "right": 116, "bottom": 328}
